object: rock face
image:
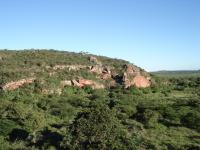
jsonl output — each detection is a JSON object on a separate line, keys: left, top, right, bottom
{"left": 90, "top": 65, "right": 112, "bottom": 80}
{"left": 124, "top": 64, "right": 140, "bottom": 76}
{"left": 2, "top": 77, "right": 36, "bottom": 90}
{"left": 0, "top": 51, "right": 152, "bottom": 94}
{"left": 1, "top": 63, "right": 149, "bottom": 91}
{"left": 133, "top": 75, "right": 151, "bottom": 88}
{"left": 59, "top": 78, "right": 105, "bottom": 91}
{"left": 123, "top": 72, "right": 132, "bottom": 88}
{"left": 60, "top": 79, "right": 105, "bottom": 89}
{"left": 122, "top": 64, "right": 151, "bottom": 88}
{"left": 73, "top": 79, "right": 105, "bottom": 89}
{"left": 52, "top": 60, "right": 150, "bottom": 89}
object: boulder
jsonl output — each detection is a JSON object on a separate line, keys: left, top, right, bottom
{"left": 122, "top": 64, "right": 151, "bottom": 88}
{"left": 132, "top": 75, "right": 151, "bottom": 88}
{"left": 124, "top": 64, "right": 140, "bottom": 76}
{"left": 78, "top": 79, "right": 105, "bottom": 89}
{"left": 90, "top": 65, "right": 112, "bottom": 80}
{"left": 123, "top": 74, "right": 151, "bottom": 88}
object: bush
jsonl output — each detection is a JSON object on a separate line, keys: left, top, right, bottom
{"left": 63, "top": 101, "right": 136, "bottom": 150}
{"left": 0, "top": 119, "right": 18, "bottom": 136}
{"left": 129, "top": 87, "right": 142, "bottom": 95}
{"left": 181, "top": 111, "right": 200, "bottom": 131}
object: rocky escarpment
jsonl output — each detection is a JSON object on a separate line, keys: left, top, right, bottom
{"left": 0, "top": 53, "right": 151, "bottom": 92}
{"left": 122, "top": 64, "right": 151, "bottom": 88}
{"left": 60, "top": 79, "right": 104, "bottom": 89}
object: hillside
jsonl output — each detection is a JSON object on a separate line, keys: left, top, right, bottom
{"left": 152, "top": 70, "right": 200, "bottom": 78}
{"left": 0, "top": 50, "right": 200, "bottom": 150}
{"left": 0, "top": 50, "right": 151, "bottom": 91}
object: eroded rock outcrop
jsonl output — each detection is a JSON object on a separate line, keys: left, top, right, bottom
{"left": 122, "top": 64, "right": 151, "bottom": 88}
{"left": 48, "top": 56, "right": 113, "bottom": 81}
{"left": 124, "top": 64, "right": 140, "bottom": 76}
{"left": 43, "top": 56, "right": 151, "bottom": 90}
{"left": 90, "top": 65, "right": 112, "bottom": 80}
{"left": 79, "top": 79, "right": 105, "bottom": 89}
{"left": 2, "top": 77, "right": 36, "bottom": 90}
{"left": 60, "top": 79, "right": 105, "bottom": 89}
{"left": 132, "top": 75, "right": 151, "bottom": 88}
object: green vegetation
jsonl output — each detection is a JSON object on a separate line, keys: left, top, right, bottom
{"left": 152, "top": 70, "right": 200, "bottom": 78}
{"left": 0, "top": 50, "right": 200, "bottom": 149}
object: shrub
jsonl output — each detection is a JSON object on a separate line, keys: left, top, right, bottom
{"left": 181, "top": 111, "right": 200, "bottom": 131}
{"left": 63, "top": 101, "right": 136, "bottom": 150}
{"left": 0, "top": 119, "right": 18, "bottom": 136}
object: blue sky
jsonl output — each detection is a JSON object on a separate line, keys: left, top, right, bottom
{"left": 0, "top": 0, "right": 200, "bottom": 71}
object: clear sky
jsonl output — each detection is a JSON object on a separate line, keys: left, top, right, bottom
{"left": 0, "top": 0, "right": 200, "bottom": 71}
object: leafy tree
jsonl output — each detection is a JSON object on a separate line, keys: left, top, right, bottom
{"left": 63, "top": 101, "right": 136, "bottom": 150}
